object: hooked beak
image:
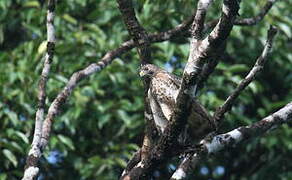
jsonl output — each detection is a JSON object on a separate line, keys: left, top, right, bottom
{"left": 139, "top": 71, "right": 145, "bottom": 77}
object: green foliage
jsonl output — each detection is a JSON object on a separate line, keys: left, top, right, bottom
{"left": 0, "top": 0, "right": 291, "bottom": 179}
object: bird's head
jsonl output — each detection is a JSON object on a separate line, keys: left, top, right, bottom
{"left": 139, "top": 64, "right": 161, "bottom": 79}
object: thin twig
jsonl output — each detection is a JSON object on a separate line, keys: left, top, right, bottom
{"left": 234, "top": 0, "right": 278, "bottom": 26}
{"left": 204, "top": 0, "right": 279, "bottom": 30}
{"left": 213, "top": 25, "right": 278, "bottom": 125}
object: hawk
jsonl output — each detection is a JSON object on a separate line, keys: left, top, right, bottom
{"left": 139, "top": 64, "right": 214, "bottom": 142}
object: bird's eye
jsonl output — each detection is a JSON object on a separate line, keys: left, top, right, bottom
{"left": 144, "top": 67, "right": 149, "bottom": 71}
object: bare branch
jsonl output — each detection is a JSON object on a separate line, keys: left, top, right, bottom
{"left": 122, "top": 1, "right": 240, "bottom": 179}
{"left": 186, "top": 0, "right": 215, "bottom": 92}
{"left": 173, "top": 0, "right": 240, "bottom": 156}
{"left": 182, "top": 0, "right": 240, "bottom": 99}
{"left": 171, "top": 102, "right": 292, "bottom": 179}
{"left": 117, "top": 0, "right": 151, "bottom": 64}
{"left": 116, "top": 1, "right": 158, "bottom": 177}
{"left": 172, "top": 26, "right": 278, "bottom": 180}
{"left": 199, "top": 0, "right": 240, "bottom": 54}
{"left": 150, "top": 10, "right": 196, "bottom": 42}
{"left": 22, "top": 1, "right": 56, "bottom": 179}
{"left": 191, "top": 0, "right": 214, "bottom": 40}
{"left": 213, "top": 26, "right": 278, "bottom": 125}
{"left": 121, "top": 149, "right": 141, "bottom": 177}
{"left": 204, "top": 0, "right": 278, "bottom": 30}
{"left": 170, "top": 153, "right": 201, "bottom": 180}
{"left": 195, "top": 0, "right": 278, "bottom": 91}
{"left": 234, "top": 0, "right": 278, "bottom": 26}
{"left": 196, "top": 42, "right": 227, "bottom": 90}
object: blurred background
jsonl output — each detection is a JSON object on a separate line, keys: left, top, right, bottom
{"left": 0, "top": 0, "right": 291, "bottom": 179}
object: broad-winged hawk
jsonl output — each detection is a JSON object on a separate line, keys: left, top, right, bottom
{"left": 139, "top": 64, "right": 214, "bottom": 141}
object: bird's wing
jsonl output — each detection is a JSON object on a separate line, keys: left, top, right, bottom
{"left": 150, "top": 72, "right": 180, "bottom": 121}
{"left": 148, "top": 88, "right": 168, "bottom": 133}
{"left": 167, "top": 72, "right": 182, "bottom": 87}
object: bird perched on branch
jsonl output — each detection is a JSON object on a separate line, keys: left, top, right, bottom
{"left": 139, "top": 64, "right": 214, "bottom": 142}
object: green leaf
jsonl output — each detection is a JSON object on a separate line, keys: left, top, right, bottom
{"left": 228, "top": 64, "right": 249, "bottom": 73}
{"left": 37, "top": 41, "right": 47, "bottom": 55}
{"left": 63, "top": 14, "right": 78, "bottom": 25}
{"left": 0, "top": 173, "right": 7, "bottom": 180}
{"left": 5, "top": 110, "right": 18, "bottom": 126}
{"left": 278, "top": 23, "right": 292, "bottom": 38}
{"left": 15, "top": 131, "right": 29, "bottom": 144}
{"left": 115, "top": 157, "right": 127, "bottom": 167}
{"left": 0, "top": 25, "right": 4, "bottom": 44}
{"left": 3, "top": 149, "right": 17, "bottom": 167}
{"left": 248, "top": 82, "right": 258, "bottom": 94}
{"left": 98, "top": 114, "right": 111, "bottom": 128}
{"left": 55, "top": 75, "right": 68, "bottom": 83}
{"left": 58, "top": 135, "right": 75, "bottom": 150}
{"left": 23, "top": 1, "right": 40, "bottom": 8}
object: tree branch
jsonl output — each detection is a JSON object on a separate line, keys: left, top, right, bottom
{"left": 117, "top": 0, "right": 151, "bottom": 64}
{"left": 22, "top": 0, "right": 277, "bottom": 177}
{"left": 195, "top": 0, "right": 279, "bottom": 92}
{"left": 191, "top": 0, "right": 214, "bottom": 40}
{"left": 116, "top": 1, "right": 158, "bottom": 178}
{"left": 122, "top": 0, "right": 240, "bottom": 179}
{"left": 20, "top": 11, "right": 197, "bottom": 178}
{"left": 234, "top": 0, "right": 278, "bottom": 26}
{"left": 121, "top": 149, "right": 142, "bottom": 177}
{"left": 186, "top": 0, "right": 215, "bottom": 93}
{"left": 182, "top": 0, "right": 240, "bottom": 100}
{"left": 172, "top": 25, "right": 278, "bottom": 180}
{"left": 171, "top": 102, "right": 292, "bottom": 179}
{"left": 213, "top": 25, "right": 278, "bottom": 125}
{"left": 170, "top": 153, "right": 201, "bottom": 180}
{"left": 22, "top": 1, "right": 56, "bottom": 179}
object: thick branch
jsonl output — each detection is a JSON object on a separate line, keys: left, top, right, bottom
{"left": 116, "top": 1, "right": 158, "bottom": 178}
{"left": 191, "top": 0, "right": 214, "bottom": 40}
{"left": 172, "top": 25, "right": 278, "bottom": 180}
{"left": 213, "top": 26, "right": 278, "bottom": 125}
{"left": 123, "top": 1, "right": 240, "bottom": 179}
{"left": 22, "top": 1, "right": 55, "bottom": 180}
{"left": 121, "top": 149, "right": 142, "bottom": 177}
{"left": 117, "top": 0, "right": 151, "bottom": 64}
{"left": 171, "top": 102, "right": 292, "bottom": 179}
{"left": 196, "top": 42, "right": 227, "bottom": 90}
{"left": 170, "top": 153, "right": 201, "bottom": 180}
{"left": 182, "top": 0, "right": 240, "bottom": 99}
{"left": 186, "top": 0, "right": 215, "bottom": 93}
{"left": 192, "top": 0, "right": 277, "bottom": 91}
